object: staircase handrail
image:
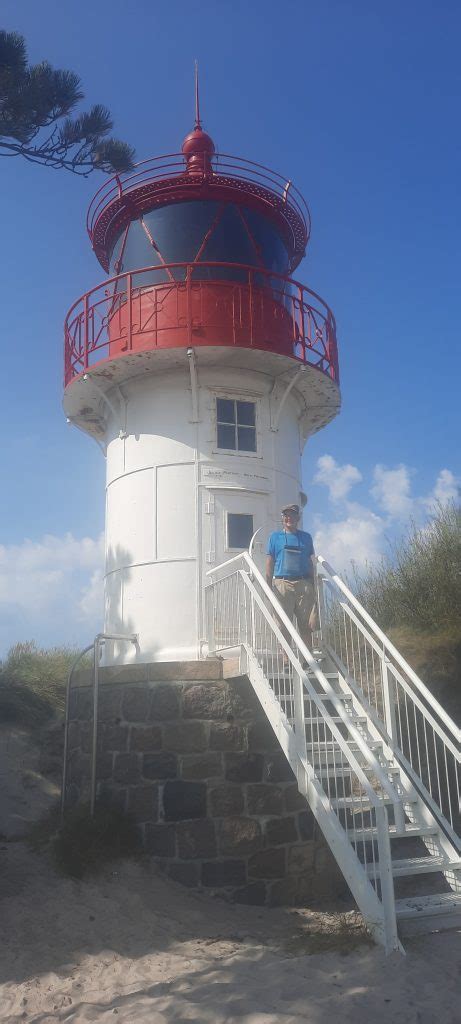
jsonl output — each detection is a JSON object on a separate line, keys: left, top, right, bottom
{"left": 206, "top": 552, "right": 401, "bottom": 952}
{"left": 207, "top": 552, "right": 403, "bottom": 809}
{"left": 316, "top": 555, "right": 461, "bottom": 747}
{"left": 240, "top": 569, "right": 382, "bottom": 809}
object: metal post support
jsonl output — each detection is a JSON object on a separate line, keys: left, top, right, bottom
{"left": 61, "top": 642, "right": 95, "bottom": 821}
{"left": 316, "top": 571, "right": 328, "bottom": 650}
{"left": 381, "top": 654, "right": 405, "bottom": 832}
{"left": 293, "top": 669, "right": 308, "bottom": 764}
{"left": 375, "top": 804, "right": 402, "bottom": 954}
{"left": 205, "top": 585, "right": 216, "bottom": 655}
{"left": 90, "top": 637, "right": 100, "bottom": 818}
{"left": 89, "top": 632, "right": 138, "bottom": 817}
{"left": 382, "top": 653, "right": 397, "bottom": 744}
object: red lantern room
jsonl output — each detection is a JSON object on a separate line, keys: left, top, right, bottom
{"left": 64, "top": 99, "right": 340, "bottom": 438}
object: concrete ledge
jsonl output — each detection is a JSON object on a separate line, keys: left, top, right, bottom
{"left": 71, "top": 659, "right": 224, "bottom": 689}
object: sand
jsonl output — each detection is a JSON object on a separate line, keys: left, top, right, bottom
{"left": 0, "top": 841, "right": 460, "bottom": 1024}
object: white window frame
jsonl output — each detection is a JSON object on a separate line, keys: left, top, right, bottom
{"left": 226, "top": 511, "right": 255, "bottom": 552}
{"left": 212, "top": 392, "right": 261, "bottom": 458}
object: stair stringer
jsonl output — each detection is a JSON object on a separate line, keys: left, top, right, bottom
{"left": 241, "top": 644, "right": 403, "bottom": 954}
{"left": 323, "top": 654, "right": 461, "bottom": 874}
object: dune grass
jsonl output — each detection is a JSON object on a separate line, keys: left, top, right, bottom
{"left": 353, "top": 502, "right": 461, "bottom": 634}
{"left": 0, "top": 641, "right": 79, "bottom": 728}
{"left": 353, "top": 503, "right": 461, "bottom": 722}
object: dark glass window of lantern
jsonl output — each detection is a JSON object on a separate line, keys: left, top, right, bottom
{"left": 227, "top": 513, "right": 254, "bottom": 550}
{"left": 109, "top": 199, "right": 290, "bottom": 286}
{"left": 216, "top": 399, "right": 256, "bottom": 452}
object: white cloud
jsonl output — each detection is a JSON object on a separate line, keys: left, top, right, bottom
{"left": 425, "top": 469, "right": 459, "bottom": 509}
{"left": 79, "top": 568, "right": 104, "bottom": 620}
{"left": 370, "top": 464, "right": 413, "bottom": 518}
{"left": 311, "top": 457, "right": 459, "bottom": 575}
{"left": 313, "top": 506, "right": 386, "bottom": 573}
{"left": 0, "top": 532, "right": 104, "bottom": 654}
{"left": 313, "top": 454, "right": 362, "bottom": 502}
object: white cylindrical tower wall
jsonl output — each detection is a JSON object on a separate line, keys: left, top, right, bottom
{"left": 103, "top": 365, "right": 305, "bottom": 662}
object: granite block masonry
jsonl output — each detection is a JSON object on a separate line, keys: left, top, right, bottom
{"left": 66, "top": 661, "right": 346, "bottom": 906}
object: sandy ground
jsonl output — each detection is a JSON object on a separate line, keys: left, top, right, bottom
{"left": 0, "top": 841, "right": 460, "bottom": 1024}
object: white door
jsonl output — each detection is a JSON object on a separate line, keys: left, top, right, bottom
{"left": 200, "top": 487, "right": 269, "bottom": 643}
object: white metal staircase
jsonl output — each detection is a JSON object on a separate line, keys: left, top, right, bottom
{"left": 205, "top": 551, "right": 461, "bottom": 954}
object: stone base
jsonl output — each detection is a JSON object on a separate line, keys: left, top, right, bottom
{"left": 66, "top": 661, "right": 347, "bottom": 906}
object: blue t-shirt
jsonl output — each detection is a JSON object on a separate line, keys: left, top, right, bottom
{"left": 267, "top": 529, "right": 314, "bottom": 579}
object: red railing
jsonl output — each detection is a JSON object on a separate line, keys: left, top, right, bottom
{"left": 87, "top": 152, "right": 311, "bottom": 247}
{"left": 64, "top": 262, "right": 339, "bottom": 388}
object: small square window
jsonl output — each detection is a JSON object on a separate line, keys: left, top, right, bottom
{"left": 216, "top": 398, "right": 257, "bottom": 452}
{"left": 227, "top": 513, "right": 254, "bottom": 549}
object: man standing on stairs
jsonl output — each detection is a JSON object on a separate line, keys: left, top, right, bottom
{"left": 266, "top": 504, "right": 317, "bottom": 653}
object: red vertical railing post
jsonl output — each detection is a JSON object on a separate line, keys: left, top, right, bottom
{"left": 299, "top": 285, "right": 306, "bottom": 361}
{"left": 126, "top": 272, "right": 132, "bottom": 351}
{"left": 83, "top": 293, "right": 89, "bottom": 371}
{"left": 248, "top": 268, "right": 254, "bottom": 345}
{"left": 186, "top": 264, "right": 192, "bottom": 348}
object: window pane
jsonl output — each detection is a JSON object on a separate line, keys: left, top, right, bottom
{"left": 201, "top": 204, "right": 258, "bottom": 267}
{"left": 237, "top": 426, "right": 256, "bottom": 452}
{"left": 217, "top": 424, "right": 236, "bottom": 450}
{"left": 236, "top": 400, "right": 255, "bottom": 427}
{"left": 242, "top": 206, "right": 290, "bottom": 275}
{"left": 217, "top": 398, "right": 235, "bottom": 424}
{"left": 228, "top": 513, "right": 254, "bottom": 549}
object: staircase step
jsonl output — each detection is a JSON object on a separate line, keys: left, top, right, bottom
{"left": 310, "top": 689, "right": 353, "bottom": 702}
{"left": 317, "top": 765, "right": 401, "bottom": 780}
{"left": 304, "top": 715, "right": 368, "bottom": 727}
{"left": 395, "top": 893, "right": 461, "bottom": 936}
{"left": 307, "top": 672, "right": 340, "bottom": 679}
{"left": 330, "top": 794, "right": 400, "bottom": 809}
{"left": 352, "top": 823, "right": 439, "bottom": 841}
{"left": 306, "top": 739, "right": 385, "bottom": 759}
{"left": 366, "top": 856, "right": 461, "bottom": 878}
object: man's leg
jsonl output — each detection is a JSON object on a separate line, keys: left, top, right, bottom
{"left": 272, "top": 579, "right": 296, "bottom": 650}
{"left": 272, "top": 579, "right": 296, "bottom": 619}
{"left": 294, "top": 579, "right": 316, "bottom": 652}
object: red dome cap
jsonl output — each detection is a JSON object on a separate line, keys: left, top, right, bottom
{"left": 182, "top": 125, "right": 215, "bottom": 177}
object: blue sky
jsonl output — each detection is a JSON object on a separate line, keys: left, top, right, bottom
{"left": 0, "top": 0, "right": 459, "bottom": 652}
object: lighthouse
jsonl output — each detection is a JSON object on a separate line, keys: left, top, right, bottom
{"left": 63, "top": 92, "right": 340, "bottom": 664}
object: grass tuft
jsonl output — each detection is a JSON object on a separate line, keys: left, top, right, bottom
{"left": 29, "top": 802, "right": 142, "bottom": 878}
{"left": 0, "top": 641, "right": 82, "bottom": 728}
{"left": 353, "top": 502, "right": 461, "bottom": 634}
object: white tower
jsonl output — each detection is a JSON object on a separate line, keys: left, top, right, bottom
{"left": 63, "top": 109, "right": 340, "bottom": 663}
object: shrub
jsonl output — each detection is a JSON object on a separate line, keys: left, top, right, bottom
{"left": 353, "top": 503, "right": 461, "bottom": 633}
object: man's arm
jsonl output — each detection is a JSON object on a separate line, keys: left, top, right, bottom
{"left": 266, "top": 554, "right": 274, "bottom": 587}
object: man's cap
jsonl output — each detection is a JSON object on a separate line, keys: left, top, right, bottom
{"left": 281, "top": 503, "right": 300, "bottom": 515}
